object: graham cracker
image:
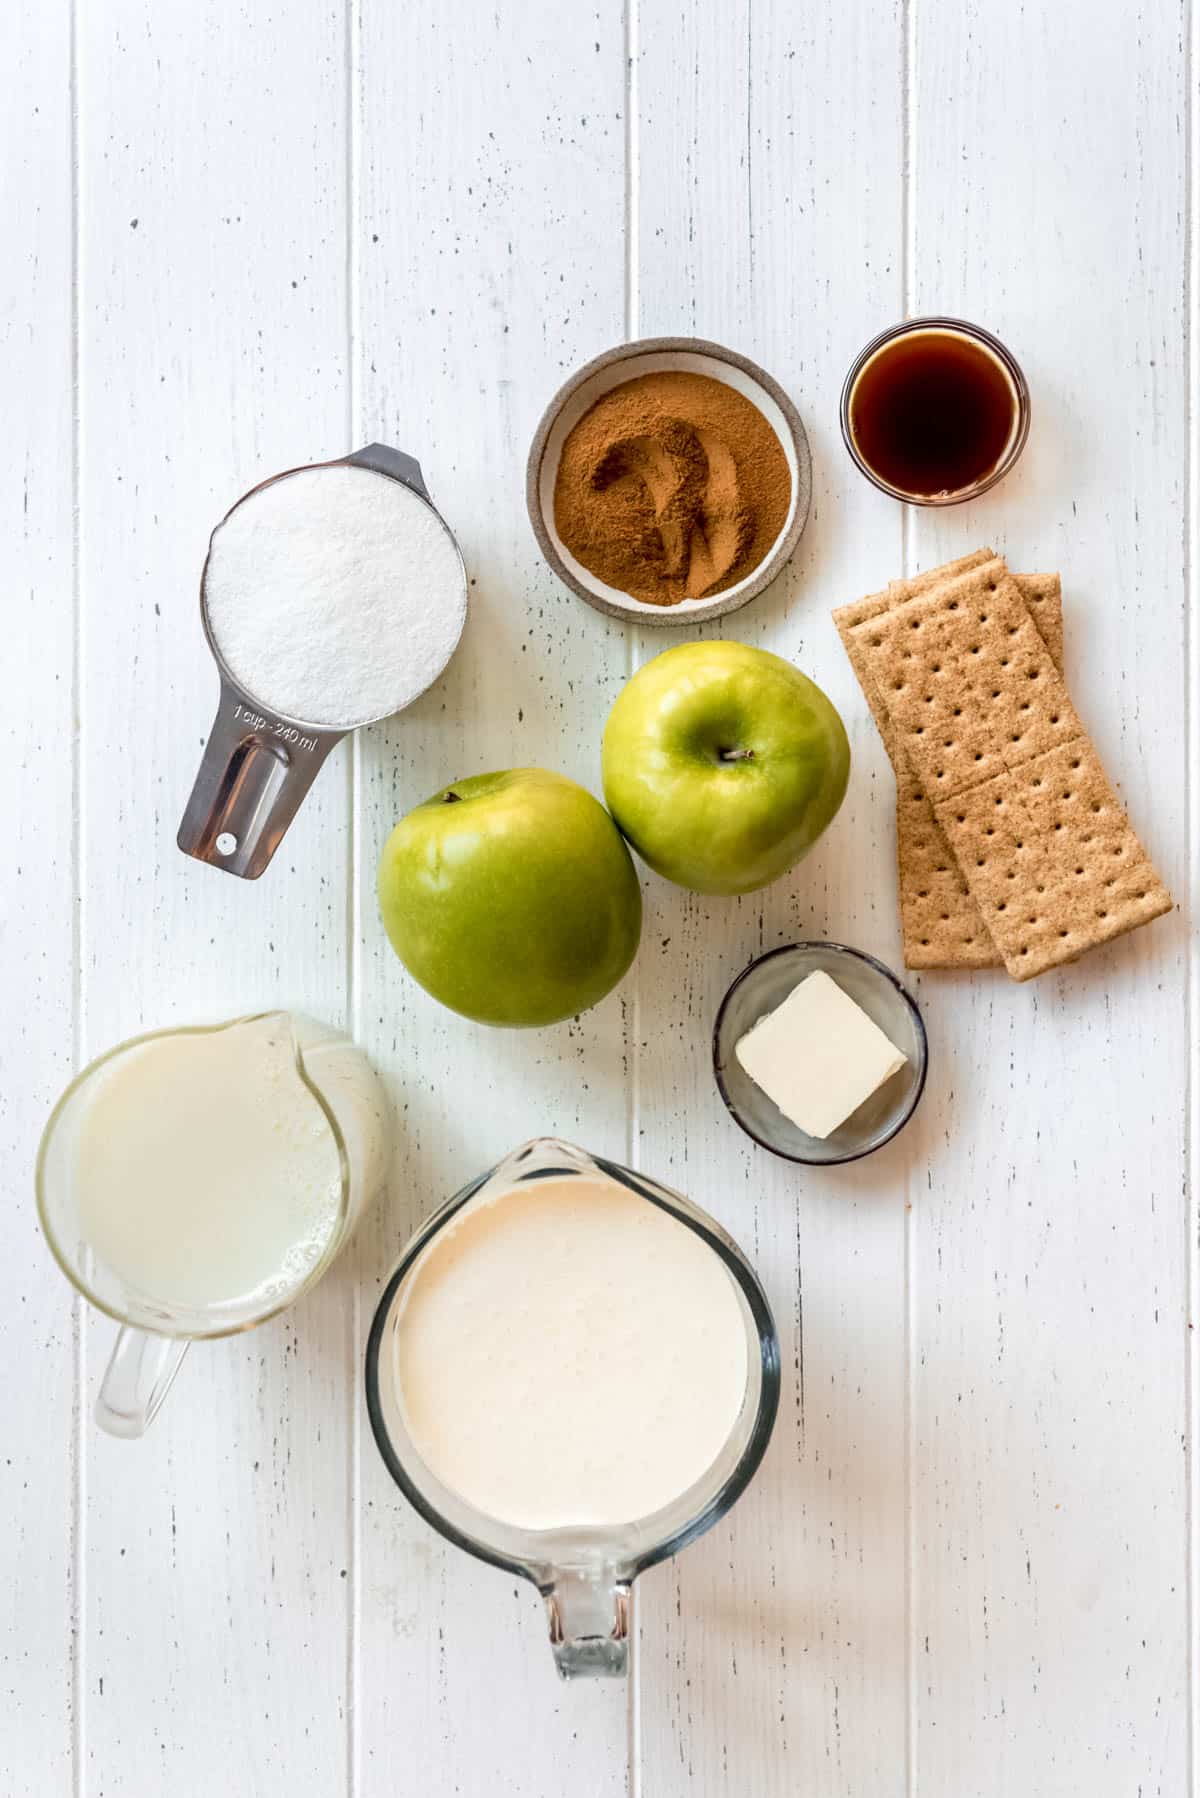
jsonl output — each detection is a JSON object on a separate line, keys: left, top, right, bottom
{"left": 885, "top": 546, "right": 996, "bottom": 598}
{"left": 851, "top": 562, "right": 1171, "bottom": 979}
{"left": 851, "top": 560, "right": 1083, "bottom": 801}
{"left": 888, "top": 562, "right": 1062, "bottom": 966}
{"left": 893, "top": 563, "right": 1064, "bottom": 667}
{"left": 892, "top": 779, "right": 995, "bottom": 966}
{"left": 936, "top": 739, "right": 1173, "bottom": 980}
{"left": 833, "top": 553, "right": 1063, "bottom": 968}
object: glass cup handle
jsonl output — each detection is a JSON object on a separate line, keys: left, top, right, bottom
{"left": 544, "top": 1568, "right": 631, "bottom": 1679}
{"left": 95, "top": 1326, "right": 191, "bottom": 1439}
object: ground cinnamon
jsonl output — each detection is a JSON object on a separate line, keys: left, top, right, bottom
{"left": 553, "top": 370, "right": 792, "bottom": 607}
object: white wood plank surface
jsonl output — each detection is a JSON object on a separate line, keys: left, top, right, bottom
{"left": 348, "top": 5, "right": 630, "bottom": 1790}
{"left": 1, "top": 1, "right": 1194, "bottom": 1794}
{"left": 905, "top": 6, "right": 1191, "bottom": 1792}
{"left": 632, "top": 4, "right": 912, "bottom": 1792}
{"left": 1, "top": 6, "right": 77, "bottom": 1792}
{"left": 72, "top": 3, "right": 354, "bottom": 1791}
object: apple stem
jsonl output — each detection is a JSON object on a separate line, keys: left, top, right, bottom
{"left": 443, "top": 791, "right": 463, "bottom": 803}
{"left": 718, "top": 748, "right": 755, "bottom": 763}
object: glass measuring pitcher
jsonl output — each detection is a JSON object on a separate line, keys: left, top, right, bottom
{"left": 365, "top": 1138, "right": 779, "bottom": 1679}
{"left": 37, "top": 1012, "right": 389, "bottom": 1438}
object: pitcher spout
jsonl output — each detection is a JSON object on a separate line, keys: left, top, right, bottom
{"left": 482, "top": 1136, "right": 602, "bottom": 1189}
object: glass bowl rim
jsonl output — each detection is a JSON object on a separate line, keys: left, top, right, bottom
{"left": 712, "top": 941, "right": 930, "bottom": 1166}
{"left": 838, "top": 315, "right": 1031, "bottom": 506}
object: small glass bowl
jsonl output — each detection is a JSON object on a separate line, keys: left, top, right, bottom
{"left": 712, "top": 943, "right": 928, "bottom": 1166}
{"left": 839, "top": 316, "right": 1030, "bottom": 506}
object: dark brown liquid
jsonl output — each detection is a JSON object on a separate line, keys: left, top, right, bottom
{"left": 849, "top": 330, "right": 1017, "bottom": 498}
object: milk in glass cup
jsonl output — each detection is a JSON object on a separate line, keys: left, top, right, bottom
{"left": 37, "top": 1012, "right": 389, "bottom": 1436}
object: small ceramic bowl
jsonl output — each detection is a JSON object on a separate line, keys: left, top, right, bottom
{"left": 712, "top": 943, "right": 928, "bottom": 1166}
{"left": 526, "top": 336, "right": 812, "bottom": 625}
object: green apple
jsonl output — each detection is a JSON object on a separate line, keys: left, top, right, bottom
{"left": 601, "top": 641, "right": 850, "bottom": 895}
{"left": 377, "top": 768, "right": 642, "bottom": 1027}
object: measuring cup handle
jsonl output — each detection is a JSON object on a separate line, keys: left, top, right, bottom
{"left": 344, "top": 441, "right": 429, "bottom": 496}
{"left": 544, "top": 1568, "right": 631, "bottom": 1679}
{"left": 177, "top": 682, "right": 343, "bottom": 880}
{"left": 95, "top": 1326, "right": 190, "bottom": 1439}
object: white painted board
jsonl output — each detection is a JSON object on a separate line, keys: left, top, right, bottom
{"left": 0, "top": 0, "right": 1192, "bottom": 1794}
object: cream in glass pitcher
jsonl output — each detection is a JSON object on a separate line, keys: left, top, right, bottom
{"left": 392, "top": 1170, "right": 750, "bottom": 1530}
{"left": 38, "top": 1012, "right": 389, "bottom": 1437}
{"left": 366, "top": 1138, "right": 779, "bottom": 1678}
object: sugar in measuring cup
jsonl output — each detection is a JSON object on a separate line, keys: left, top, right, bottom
{"left": 178, "top": 443, "right": 468, "bottom": 878}
{"left": 37, "top": 1012, "right": 390, "bottom": 1436}
{"left": 365, "top": 1137, "right": 778, "bottom": 1678}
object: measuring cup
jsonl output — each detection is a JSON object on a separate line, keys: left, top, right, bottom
{"left": 37, "top": 1012, "right": 390, "bottom": 1437}
{"left": 365, "top": 1137, "right": 779, "bottom": 1679}
{"left": 178, "top": 444, "right": 467, "bottom": 878}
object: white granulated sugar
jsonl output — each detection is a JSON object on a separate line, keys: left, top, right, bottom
{"left": 204, "top": 463, "right": 467, "bottom": 728}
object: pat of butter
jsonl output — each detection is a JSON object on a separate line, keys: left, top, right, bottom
{"left": 734, "top": 970, "right": 907, "bottom": 1140}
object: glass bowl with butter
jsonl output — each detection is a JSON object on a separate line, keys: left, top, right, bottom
{"left": 712, "top": 943, "right": 928, "bottom": 1165}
